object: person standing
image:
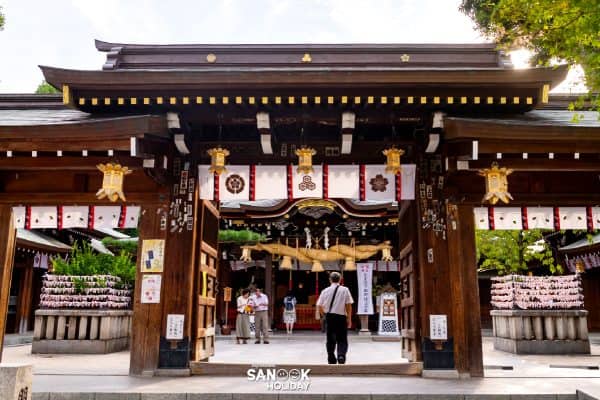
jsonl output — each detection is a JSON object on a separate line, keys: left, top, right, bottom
{"left": 250, "top": 286, "right": 270, "bottom": 344}
{"left": 283, "top": 290, "right": 297, "bottom": 335}
{"left": 235, "top": 288, "right": 252, "bottom": 344}
{"left": 316, "top": 271, "right": 354, "bottom": 364}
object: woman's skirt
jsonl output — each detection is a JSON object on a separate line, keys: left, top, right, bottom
{"left": 283, "top": 310, "right": 296, "bottom": 324}
{"left": 235, "top": 313, "right": 251, "bottom": 338}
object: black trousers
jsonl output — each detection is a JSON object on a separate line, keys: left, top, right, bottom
{"left": 325, "top": 313, "right": 348, "bottom": 360}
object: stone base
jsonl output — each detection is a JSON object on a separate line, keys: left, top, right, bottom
{"left": 32, "top": 338, "right": 129, "bottom": 354}
{"left": 422, "top": 369, "right": 460, "bottom": 379}
{"left": 358, "top": 329, "right": 372, "bottom": 336}
{"left": 0, "top": 363, "right": 32, "bottom": 400}
{"left": 155, "top": 368, "right": 192, "bottom": 377}
{"left": 373, "top": 335, "right": 401, "bottom": 342}
{"left": 493, "top": 337, "right": 591, "bottom": 354}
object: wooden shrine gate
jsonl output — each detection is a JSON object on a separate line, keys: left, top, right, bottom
{"left": 3, "top": 41, "right": 578, "bottom": 379}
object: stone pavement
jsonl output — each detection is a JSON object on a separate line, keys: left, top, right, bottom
{"left": 28, "top": 375, "right": 600, "bottom": 398}
{"left": 2, "top": 333, "right": 600, "bottom": 398}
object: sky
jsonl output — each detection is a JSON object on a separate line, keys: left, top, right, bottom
{"left": 0, "top": 0, "right": 584, "bottom": 93}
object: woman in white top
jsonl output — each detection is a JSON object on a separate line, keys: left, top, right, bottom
{"left": 235, "top": 288, "right": 252, "bottom": 344}
{"left": 282, "top": 290, "right": 297, "bottom": 335}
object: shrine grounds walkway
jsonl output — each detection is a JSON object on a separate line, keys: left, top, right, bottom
{"left": 3, "top": 334, "right": 600, "bottom": 399}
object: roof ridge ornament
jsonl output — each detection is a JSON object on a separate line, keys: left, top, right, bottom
{"left": 301, "top": 53, "right": 312, "bottom": 63}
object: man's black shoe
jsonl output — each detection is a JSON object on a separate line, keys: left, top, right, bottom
{"left": 328, "top": 356, "right": 337, "bottom": 364}
{"left": 337, "top": 355, "right": 346, "bottom": 364}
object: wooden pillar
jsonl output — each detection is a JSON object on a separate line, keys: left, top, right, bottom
{"left": 129, "top": 203, "right": 167, "bottom": 376}
{"left": 0, "top": 206, "right": 17, "bottom": 361}
{"left": 446, "top": 204, "right": 483, "bottom": 377}
{"left": 16, "top": 259, "right": 34, "bottom": 334}
{"left": 158, "top": 170, "right": 200, "bottom": 368}
{"left": 265, "top": 254, "right": 274, "bottom": 327}
{"left": 416, "top": 216, "right": 453, "bottom": 342}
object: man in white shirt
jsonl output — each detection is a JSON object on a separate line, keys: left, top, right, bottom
{"left": 249, "top": 287, "right": 270, "bottom": 344}
{"left": 316, "top": 271, "right": 354, "bottom": 364}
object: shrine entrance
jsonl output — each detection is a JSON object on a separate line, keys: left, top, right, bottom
{"left": 1, "top": 40, "right": 577, "bottom": 380}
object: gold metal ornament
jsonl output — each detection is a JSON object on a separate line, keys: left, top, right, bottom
{"left": 279, "top": 255, "right": 293, "bottom": 270}
{"left": 344, "top": 257, "right": 357, "bottom": 271}
{"left": 96, "top": 163, "right": 132, "bottom": 202}
{"left": 301, "top": 53, "right": 312, "bottom": 63}
{"left": 575, "top": 259, "right": 585, "bottom": 274}
{"left": 479, "top": 162, "right": 514, "bottom": 205}
{"left": 240, "top": 247, "right": 252, "bottom": 262}
{"left": 383, "top": 147, "right": 405, "bottom": 175}
{"left": 295, "top": 147, "right": 317, "bottom": 174}
{"left": 206, "top": 53, "right": 217, "bottom": 63}
{"left": 400, "top": 54, "right": 410, "bottom": 62}
{"left": 207, "top": 147, "right": 230, "bottom": 175}
{"left": 381, "top": 247, "right": 393, "bottom": 262}
{"left": 311, "top": 259, "right": 324, "bottom": 272}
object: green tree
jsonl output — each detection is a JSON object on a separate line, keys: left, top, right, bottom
{"left": 460, "top": 0, "right": 600, "bottom": 95}
{"left": 476, "top": 229, "right": 563, "bottom": 275}
{"left": 35, "top": 81, "right": 59, "bottom": 94}
{"left": 0, "top": 6, "right": 5, "bottom": 30}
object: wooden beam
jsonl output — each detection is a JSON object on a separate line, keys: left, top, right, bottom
{"left": 0, "top": 156, "right": 145, "bottom": 171}
{"left": 0, "top": 115, "right": 168, "bottom": 139}
{"left": 447, "top": 140, "right": 600, "bottom": 156}
{"left": 0, "top": 138, "right": 133, "bottom": 152}
{"left": 476, "top": 141, "right": 600, "bottom": 155}
{"left": 449, "top": 193, "right": 600, "bottom": 206}
{"left": 445, "top": 117, "right": 600, "bottom": 142}
{"left": 448, "top": 157, "right": 600, "bottom": 172}
{"left": 0, "top": 192, "right": 168, "bottom": 205}
{"left": 0, "top": 205, "right": 17, "bottom": 362}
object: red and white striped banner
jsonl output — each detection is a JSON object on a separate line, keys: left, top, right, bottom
{"left": 12, "top": 205, "right": 140, "bottom": 230}
{"left": 475, "top": 206, "right": 600, "bottom": 231}
{"left": 199, "top": 164, "right": 416, "bottom": 202}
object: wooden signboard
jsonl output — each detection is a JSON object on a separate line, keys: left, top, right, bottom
{"left": 223, "top": 287, "right": 232, "bottom": 303}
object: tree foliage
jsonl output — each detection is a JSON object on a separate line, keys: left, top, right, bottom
{"left": 218, "top": 229, "right": 266, "bottom": 244}
{"left": 460, "top": 0, "right": 600, "bottom": 94}
{"left": 476, "top": 229, "right": 563, "bottom": 275}
{"left": 0, "top": 6, "right": 5, "bottom": 30}
{"left": 35, "top": 81, "right": 60, "bottom": 94}
{"left": 101, "top": 237, "right": 138, "bottom": 258}
{"left": 51, "top": 242, "right": 136, "bottom": 286}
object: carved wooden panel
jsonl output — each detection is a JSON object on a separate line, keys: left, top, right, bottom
{"left": 192, "top": 201, "right": 219, "bottom": 361}
{"left": 399, "top": 242, "right": 419, "bottom": 361}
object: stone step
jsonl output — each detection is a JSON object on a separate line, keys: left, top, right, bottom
{"left": 31, "top": 393, "right": 590, "bottom": 400}
{"left": 190, "top": 361, "right": 422, "bottom": 376}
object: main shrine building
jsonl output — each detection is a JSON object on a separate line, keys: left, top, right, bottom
{"left": 0, "top": 40, "right": 599, "bottom": 378}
